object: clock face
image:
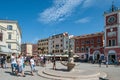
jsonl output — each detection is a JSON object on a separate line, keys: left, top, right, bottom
{"left": 107, "top": 16, "right": 116, "bottom": 24}
{"left": 106, "top": 14, "right": 117, "bottom": 26}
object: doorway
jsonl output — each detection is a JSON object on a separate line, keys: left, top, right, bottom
{"left": 108, "top": 50, "right": 116, "bottom": 64}
{"left": 108, "top": 54, "right": 116, "bottom": 64}
{"left": 94, "top": 53, "right": 100, "bottom": 63}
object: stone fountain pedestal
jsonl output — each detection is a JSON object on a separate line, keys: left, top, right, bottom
{"left": 38, "top": 62, "right": 107, "bottom": 80}
{"left": 67, "top": 57, "right": 75, "bottom": 71}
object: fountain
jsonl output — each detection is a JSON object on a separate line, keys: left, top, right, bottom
{"left": 60, "top": 49, "right": 75, "bottom": 71}
{"left": 38, "top": 42, "right": 107, "bottom": 80}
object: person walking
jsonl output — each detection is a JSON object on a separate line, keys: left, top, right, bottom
{"left": 2, "top": 56, "right": 7, "bottom": 68}
{"left": 16, "top": 54, "right": 25, "bottom": 77}
{"left": 1, "top": 56, "right": 5, "bottom": 68}
{"left": 11, "top": 53, "right": 17, "bottom": 73}
{"left": 99, "top": 58, "right": 102, "bottom": 67}
{"left": 43, "top": 55, "right": 46, "bottom": 67}
{"left": 106, "top": 59, "right": 108, "bottom": 68}
{"left": 30, "top": 56, "right": 35, "bottom": 76}
{"left": 53, "top": 55, "right": 56, "bottom": 70}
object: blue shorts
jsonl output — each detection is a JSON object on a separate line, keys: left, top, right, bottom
{"left": 11, "top": 64, "right": 17, "bottom": 69}
{"left": 30, "top": 64, "right": 35, "bottom": 71}
{"left": 16, "top": 65, "right": 23, "bottom": 73}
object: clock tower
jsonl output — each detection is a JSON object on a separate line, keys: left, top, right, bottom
{"left": 104, "top": 2, "right": 120, "bottom": 64}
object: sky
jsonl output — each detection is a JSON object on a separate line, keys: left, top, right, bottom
{"left": 0, "top": 0, "right": 120, "bottom": 43}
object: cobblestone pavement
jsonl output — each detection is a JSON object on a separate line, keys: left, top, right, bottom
{"left": 0, "top": 62, "right": 120, "bottom": 80}
{"left": 0, "top": 63, "right": 49, "bottom": 80}
{"left": 74, "top": 63, "right": 120, "bottom": 80}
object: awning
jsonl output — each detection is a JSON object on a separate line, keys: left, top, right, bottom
{"left": 73, "top": 54, "right": 79, "bottom": 57}
{"left": 40, "top": 54, "right": 69, "bottom": 57}
{"left": 0, "top": 46, "right": 13, "bottom": 55}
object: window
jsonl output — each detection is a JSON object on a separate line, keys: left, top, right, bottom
{"left": 86, "top": 40, "right": 90, "bottom": 44}
{"left": 60, "top": 50, "right": 63, "bottom": 52}
{"left": 108, "top": 39, "right": 116, "bottom": 46}
{"left": 52, "top": 36, "right": 54, "bottom": 39}
{"left": 0, "top": 33, "right": 3, "bottom": 41}
{"left": 56, "top": 45, "right": 59, "bottom": 49}
{"left": 91, "top": 39, "right": 94, "bottom": 44}
{"left": 7, "top": 25, "right": 13, "bottom": 30}
{"left": 66, "top": 46, "right": 68, "bottom": 49}
{"left": 76, "top": 47, "right": 79, "bottom": 52}
{"left": 86, "top": 47, "right": 89, "bottom": 52}
{"left": 56, "top": 35, "right": 59, "bottom": 38}
{"left": 81, "top": 47, "right": 84, "bottom": 52}
{"left": 8, "top": 34, "right": 12, "bottom": 40}
{"left": 8, "top": 44, "right": 11, "bottom": 49}
{"left": 61, "top": 39, "right": 63, "bottom": 42}
{"left": 97, "top": 38, "right": 101, "bottom": 43}
{"left": 81, "top": 40, "right": 84, "bottom": 45}
{"left": 112, "top": 40, "right": 116, "bottom": 46}
{"left": 66, "top": 41, "right": 68, "bottom": 44}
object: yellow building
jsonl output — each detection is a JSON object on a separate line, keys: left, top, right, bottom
{"left": 38, "top": 38, "right": 49, "bottom": 54}
{"left": 0, "top": 20, "right": 22, "bottom": 55}
{"left": 21, "top": 43, "right": 33, "bottom": 56}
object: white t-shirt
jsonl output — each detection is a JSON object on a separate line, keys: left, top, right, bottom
{"left": 30, "top": 59, "right": 35, "bottom": 65}
{"left": 11, "top": 56, "right": 16, "bottom": 64}
{"left": 17, "top": 58, "right": 23, "bottom": 66}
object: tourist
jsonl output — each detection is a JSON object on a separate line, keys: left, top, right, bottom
{"left": 53, "top": 55, "right": 56, "bottom": 70}
{"left": 1, "top": 56, "right": 6, "bottom": 68}
{"left": 43, "top": 55, "right": 46, "bottom": 67}
{"left": 1, "top": 56, "right": 5, "bottom": 68}
{"left": 30, "top": 56, "right": 35, "bottom": 76}
{"left": 106, "top": 59, "right": 108, "bottom": 68}
{"left": 16, "top": 54, "right": 25, "bottom": 77}
{"left": 99, "top": 58, "right": 102, "bottom": 67}
{"left": 0, "top": 56, "right": 1, "bottom": 67}
{"left": 11, "top": 53, "right": 17, "bottom": 73}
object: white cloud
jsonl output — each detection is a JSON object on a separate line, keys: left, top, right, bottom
{"left": 39, "top": 0, "right": 83, "bottom": 24}
{"left": 82, "top": 0, "right": 113, "bottom": 8}
{"left": 32, "top": 37, "right": 39, "bottom": 43}
{"left": 82, "top": 0, "right": 94, "bottom": 8}
{"left": 75, "top": 17, "right": 90, "bottom": 23}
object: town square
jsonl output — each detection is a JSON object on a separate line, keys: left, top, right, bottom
{"left": 0, "top": 0, "right": 120, "bottom": 80}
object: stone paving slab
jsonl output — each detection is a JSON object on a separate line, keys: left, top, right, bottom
{"left": 0, "top": 63, "right": 49, "bottom": 80}
{"left": 1, "top": 62, "right": 120, "bottom": 80}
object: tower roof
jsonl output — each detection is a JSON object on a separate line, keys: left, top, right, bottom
{"left": 104, "top": 1, "right": 120, "bottom": 14}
